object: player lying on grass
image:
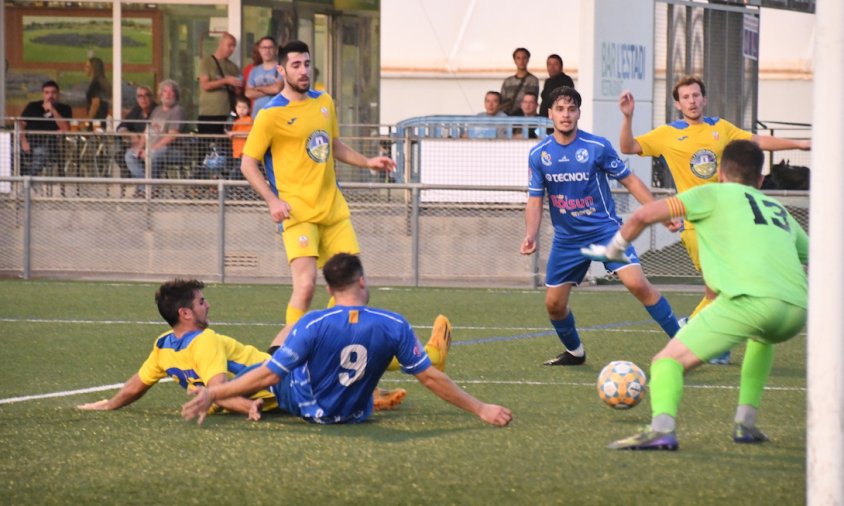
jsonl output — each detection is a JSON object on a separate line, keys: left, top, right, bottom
{"left": 181, "top": 253, "right": 513, "bottom": 427}
{"left": 77, "top": 278, "right": 434, "bottom": 415}
{"left": 582, "top": 140, "right": 807, "bottom": 450}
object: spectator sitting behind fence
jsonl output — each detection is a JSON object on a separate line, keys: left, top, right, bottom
{"left": 117, "top": 85, "right": 157, "bottom": 177}
{"left": 224, "top": 96, "right": 253, "bottom": 179}
{"left": 83, "top": 57, "right": 111, "bottom": 132}
{"left": 511, "top": 91, "right": 540, "bottom": 139}
{"left": 500, "top": 47, "right": 540, "bottom": 116}
{"left": 19, "top": 80, "right": 72, "bottom": 176}
{"left": 465, "top": 91, "right": 510, "bottom": 139}
{"left": 124, "top": 79, "right": 186, "bottom": 181}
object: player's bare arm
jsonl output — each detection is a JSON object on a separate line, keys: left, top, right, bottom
{"left": 751, "top": 134, "right": 811, "bottom": 151}
{"left": 520, "top": 196, "right": 543, "bottom": 255}
{"left": 201, "top": 373, "right": 263, "bottom": 418}
{"left": 333, "top": 139, "right": 396, "bottom": 172}
{"left": 414, "top": 367, "right": 512, "bottom": 427}
{"left": 77, "top": 374, "right": 152, "bottom": 411}
{"left": 618, "top": 91, "right": 643, "bottom": 155}
{"left": 182, "top": 363, "right": 279, "bottom": 425}
{"left": 241, "top": 155, "right": 291, "bottom": 222}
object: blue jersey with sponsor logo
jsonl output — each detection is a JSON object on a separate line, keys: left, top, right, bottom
{"left": 528, "top": 130, "right": 631, "bottom": 244}
{"left": 266, "top": 306, "right": 431, "bottom": 424}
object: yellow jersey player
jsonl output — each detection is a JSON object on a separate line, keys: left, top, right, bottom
{"left": 239, "top": 40, "right": 395, "bottom": 351}
{"left": 618, "top": 75, "right": 810, "bottom": 364}
{"left": 77, "top": 279, "right": 276, "bottom": 417}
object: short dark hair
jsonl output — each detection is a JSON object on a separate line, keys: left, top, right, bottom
{"left": 548, "top": 86, "right": 581, "bottom": 109}
{"left": 42, "top": 80, "right": 59, "bottom": 91}
{"left": 322, "top": 253, "right": 364, "bottom": 291}
{"left": 522, "top": 91, "right": 538, "bottom": 100}
{"left": 155, "top": 279, "right": 204, "bottom": 327}
{"left": 235, "top": 95, "right": 250, "bottom": 108}
{"left": 720, "top": 140, "right": 764, "bottom": 186}
{"left": 279, "top": 40, "right": 310, "bottom": 66}
{"left": 672, "top": 75, "right": 706, "bottom": 101}
{"left": 485, "top": 90, "right": 502, "bottom": 102}
{"left": 547, "top": 54, "right": 563, "bottom": 66}
{"left": 258, "top": 35, "right": 276, "bottom": 46}
{"left": 513, "top": 47, "right": 530, "bottom": 59}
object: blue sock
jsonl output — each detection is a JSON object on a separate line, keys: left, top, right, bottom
{"left": 551, "top": 312, "right": 581, "bottom": 351}
{"left": 645, "top": 296, "right": 680, "bottom": 338}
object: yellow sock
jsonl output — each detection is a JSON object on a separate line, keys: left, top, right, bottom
{"left": 286, "top": 305, "right": 305, "bottom": 327}
{"left": 689, "top": 296, "right": 713, "bottom": 319}
{"left": 386, "top": 357, "right": 400, "bottom": 371}
{"left": 425, "top": 344, "right": 444, "bottom": 371}
{"left": 327, "top": 296, "right": 336, "bottom": 308}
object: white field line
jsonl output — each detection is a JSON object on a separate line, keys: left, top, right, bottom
{"left": 0, "top": 376, "right": 803, "bottom": 406}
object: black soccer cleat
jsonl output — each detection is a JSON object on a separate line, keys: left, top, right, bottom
{"left": 543, "top": 351, "right": 586, "bottom": 366}
{"left": 733, "top": 424, "right": 769, "bottom": 444}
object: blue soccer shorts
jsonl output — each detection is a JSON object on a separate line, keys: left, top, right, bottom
{"left": 545, "top": 230, "right": 641, "bottom": 287}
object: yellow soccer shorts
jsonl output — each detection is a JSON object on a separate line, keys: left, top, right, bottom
{"left": 281, "top": 218, "right": 361, "bottom": 267}
{"left": 680, "top": 227, "right": 702, "bottom": 272}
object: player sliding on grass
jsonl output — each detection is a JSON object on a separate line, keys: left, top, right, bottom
{"left": 520, "top": 86, "right": 681, "bottom": 366}
{"left": 181, "top": 253, "right": 513, "bottom": 427}
{"left": 77, "top": 277, "right": 450, "bottom": 415}
{"left": 582, "top": 140, "right": 807, "bottom": 450}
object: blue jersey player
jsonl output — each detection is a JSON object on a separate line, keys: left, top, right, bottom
{"left": 520, "top": 86, "right": 680, "bottom": 366}
{"left": 182, "top": 253, "right": 513, "bottom": 427}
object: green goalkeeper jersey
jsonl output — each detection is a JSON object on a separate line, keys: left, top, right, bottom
{"left": 677, "top": 182, "right": 808, "bottom": 308}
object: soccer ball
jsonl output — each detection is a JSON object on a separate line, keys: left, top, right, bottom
{"left": 597, "top": 360, "right": 647, "bottom": 409}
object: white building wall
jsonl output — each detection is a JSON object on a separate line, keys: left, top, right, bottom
{"left": 381, "top": 0, "right": 814, "bottom": 127}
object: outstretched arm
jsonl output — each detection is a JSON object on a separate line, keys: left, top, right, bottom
{"left": 414, "top": 367, "right": 512, "bottom": 426}
{"left": 618, "top": 91, "right": 643, "bottom": 155}
{"left": 752, "top": 134, "right": 811, "bottom": 151}
{"left": 77, "top": 374, "right": 152, "bottom": 411}
{"left": 333, "top": 139, "right": 396, "bottom": 173}
{"left": 202, "top": 373, "right": 264, "bottom": 420}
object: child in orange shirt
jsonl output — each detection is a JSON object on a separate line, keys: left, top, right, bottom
{"left": 225, "top": 96, "right": 253, "bottom": 179}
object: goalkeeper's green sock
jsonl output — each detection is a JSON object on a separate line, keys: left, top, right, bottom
{"left": 650, "top": 358, "right": 685, "bottom": 420}
{"left": 738, "top": 339, "right": 774, "bottom": 408}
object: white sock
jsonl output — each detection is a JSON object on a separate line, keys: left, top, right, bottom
{"left": 652, "top": 414, "right": 676, "bottom": 432}
{"left": 735, "top": 405, "right": 757, "bottom": 427}
{"left": 567, "top": 344, "right": 585, "bottom": 357}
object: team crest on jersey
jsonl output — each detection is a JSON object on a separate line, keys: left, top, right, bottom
{"left": 712, "top": 132, "right": 720, "bottom": 140}
{"left": 306, "top": 130, "right": 331, "bottom": 163}
{"left": 575, "top": 148, "right": 589, "bottom": 163}
{"left": 690, "top": 148, "right": 718, "bottom": 179}
{"left": 321, "top": 107, "right": 329, "bottom": 118}
{"left": 541, "top": 151, "right": 552, "bottom": 166}
{"left": 298, "top": 235, "right": 309, "bottom": 248}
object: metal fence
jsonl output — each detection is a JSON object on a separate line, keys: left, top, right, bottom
{"left": 0, "top": 176, "right": 809, "bottom": 287}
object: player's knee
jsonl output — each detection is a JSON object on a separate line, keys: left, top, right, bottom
{"left": 545, "top": 298, "right": 568, "bottom": 318}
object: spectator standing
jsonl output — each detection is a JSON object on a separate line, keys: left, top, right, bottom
{"left": 124, "top": 79, "right": 186, "bottom": 179}
{"left": 500, "top": 47, "right": 539, "bottom": 116}
{"left": 83, "top": 57, "right": 111, "bottom": 131}
{"left": 511, "top": 91, "right": 541, "bottom": 139}
{"left": 19, "top": 80, "right": 72, "bottom": 176}
{"left": 198, "top": 32, "right": 243, "bottom": 136}
{"left": 241, "top": 42, "right": 262, "bottom": 93}
{"left": 539, "top": 54, "right": 575, "bottom": 118}
{"left": 245, "top": 36, "right": 283, "bottom": 115}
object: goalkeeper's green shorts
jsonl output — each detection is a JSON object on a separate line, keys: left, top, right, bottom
{"left": 677, "top": 295, "right": 806, "bottom": 361}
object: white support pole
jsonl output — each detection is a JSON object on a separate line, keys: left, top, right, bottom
{"left": 807, "top": 0, "right": 844, "bottom": 504}
{"left": 227, "top": 0, "right": 242, "bottom": 66}
{"left": 112, "top": 1, "right": 123, "bottom": 125}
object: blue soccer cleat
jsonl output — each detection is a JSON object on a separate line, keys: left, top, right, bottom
{"left": 607, "top": 429, "right": 679, "bottom": 451}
